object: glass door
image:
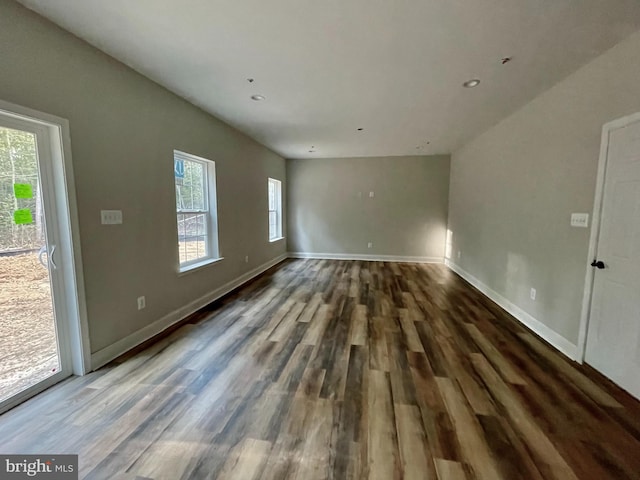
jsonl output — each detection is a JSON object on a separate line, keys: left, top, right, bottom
{"left": 0, "top": 114, "right": 70, "bottom": 411}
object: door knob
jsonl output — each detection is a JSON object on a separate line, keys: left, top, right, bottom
{"left": 591, "top": 260, "right": 605, "bottom": 269}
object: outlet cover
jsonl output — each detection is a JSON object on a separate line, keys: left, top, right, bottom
{"left": 137, "top": 296, "right": 146, "bottom": 310}
{"left": 101, "top": 210, "right": 123, "bottom": 225}
{"left": 570, "top": 213, "right": 589, "bottom": 228}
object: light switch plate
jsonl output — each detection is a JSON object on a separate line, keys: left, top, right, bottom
{"left": 101, "top": 210, "right": 123, "bottom": 225}
{"left": 570, "top": 213, "right": 589, "bottom": 228}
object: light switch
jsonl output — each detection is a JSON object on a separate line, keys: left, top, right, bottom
{"left": 369, "top": 191, "right": 375, "bottom": 198}
{"left": 570, "top": 213, "right": 589, "bottom": 228}
{"left": 101, "top": 210, "right": 123, "bottom": 225}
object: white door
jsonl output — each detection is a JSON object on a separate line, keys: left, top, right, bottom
{"left": 585, "top": 114, "right": 640, "bottom": 399}
{"left": 0, "top": 104, "right": 86, "bottom": 414}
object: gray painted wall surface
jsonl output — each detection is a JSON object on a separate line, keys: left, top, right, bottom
{"left": 287, "top": 155, "right": 450, "bottom": 259}
{"left": 448, "top": 30, "right": 640, "bottom": 344}
{"left": 0, "top": 2, "right": 286, "bottom": 354}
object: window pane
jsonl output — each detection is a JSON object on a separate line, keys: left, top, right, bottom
{"left": 177, "top": 212, "right": 208, "bottom": 264}
{"left": 177, "top": 214, "right": 186, "bottom": 264}
{"left": 195, "top": 235, "right": 206, "bottom": 260}
{"left": 176, "top": 159, "right": 206, "bottom": 212}
{"left": 268, "top": 181, "right": 275, "bottom": 210}
{"left": 269, "top": 211, "right": 277, "bottom": 239}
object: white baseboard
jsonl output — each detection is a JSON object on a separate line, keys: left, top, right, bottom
{"left": 445, "top": 260, "right": 578, "bottom": 361}
{"left": 90, "top": 253, "right": 288, "bottom": 370}
{"left": 288, "top": 252, "right": 443, "bottom": 264}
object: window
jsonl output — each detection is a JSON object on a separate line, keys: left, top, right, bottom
{"left": 174, "top": 151, "right": 219, "bottom": 271}
{"left": 268, "top": 177, "right": 282, "bottom": 241}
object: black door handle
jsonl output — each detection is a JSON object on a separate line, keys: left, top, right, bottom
{"left": 591, "top": 260, "right": 605, "bottom": 269}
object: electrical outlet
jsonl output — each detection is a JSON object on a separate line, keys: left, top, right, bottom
{"left": 457, "top": 250, "right": 461, "bottom": 259}
{"left": 367, "top": 242, "right": 373, "bottom": 249}
{"left": 137, "top": 296, "right": 146, "bottom": 310}
{"left": 245, "top": 255, "right": 249, "bottom": 263}
{"left": 369, "top": 191, "right": 375, "bottom": 198}
{"left": 530, "top": 288, "right": 536, "bottom": 301}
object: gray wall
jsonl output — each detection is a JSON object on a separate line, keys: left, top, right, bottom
{"left": 0, "top": 2, "right": 286, "bottom": 355}
{"left": 287, "top": 156, "right": 450, "bottom": 259}
{"left": 448, "top": 30, "right": 640, "bottom": 345}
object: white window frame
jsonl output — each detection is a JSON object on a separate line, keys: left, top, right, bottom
{"left": 173, "top": 150, "right": 221, "bottom": 273}
{"left": 268, "top": 177, "right": 283, "bottom": 242}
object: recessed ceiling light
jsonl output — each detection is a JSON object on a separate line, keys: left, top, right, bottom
{"left": 250, "top": 94, "right": 265, "bottom": 101}
{"left": 462, "top": 79, "right": 481, "bottom": 88}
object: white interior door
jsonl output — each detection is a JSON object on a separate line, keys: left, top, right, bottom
{"left": 586, "top": 114, "right": 640, "bottom": 399}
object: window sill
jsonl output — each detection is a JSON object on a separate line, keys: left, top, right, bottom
{"left": 178, "top": 257, "right": 224, "bottom": 276}
{"left": 269, "top": 236, "right": 285, "bottom": 243}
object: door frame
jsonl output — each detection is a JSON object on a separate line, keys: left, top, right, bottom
{"left": 0, "top": 99, "right": 90, "bottom": 410}
{"left": 577, "top": 111, "right": 640, "bottom": 363}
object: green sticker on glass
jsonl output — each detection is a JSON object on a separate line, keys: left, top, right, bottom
{"left": 13, "top": 209, "right": 33, "bottom": 225}
{"left": 13, "top": 183, "right": 33, "bottom": 199}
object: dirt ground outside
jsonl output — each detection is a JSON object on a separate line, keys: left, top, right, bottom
{"left": 0, "top": 253, "right": 59, "bottom": 403}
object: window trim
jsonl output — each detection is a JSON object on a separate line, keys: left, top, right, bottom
{"left": 268, "top": 177, "right": 283, "bottom": 242}
{"left": 177, "top": 256, "right": 224, "bottom": 276}
{"left": 173, "top": 150, "right": 221, "bottom": 272}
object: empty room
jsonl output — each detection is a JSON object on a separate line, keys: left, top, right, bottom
{"left": 1, "top": 0, "right": 640, "bottom": 479}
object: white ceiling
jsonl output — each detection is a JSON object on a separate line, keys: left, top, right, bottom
{"left": 17, "top": 0, "right": 640, "bottom": 159}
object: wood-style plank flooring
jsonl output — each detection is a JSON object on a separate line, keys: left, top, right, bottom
{"left": 1, "top": 259, "right": 639, "bottom": 479}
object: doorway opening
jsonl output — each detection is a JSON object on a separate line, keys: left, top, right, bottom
{"left": 0, "top": 125, "right": 60, "bottom": 404}
{"left": 0, "top": 100, "right": 89, "bottom": 414}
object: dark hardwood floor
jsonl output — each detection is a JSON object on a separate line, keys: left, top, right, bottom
{"left": 1, "top": 259, "right": 639, "bottom": 479}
